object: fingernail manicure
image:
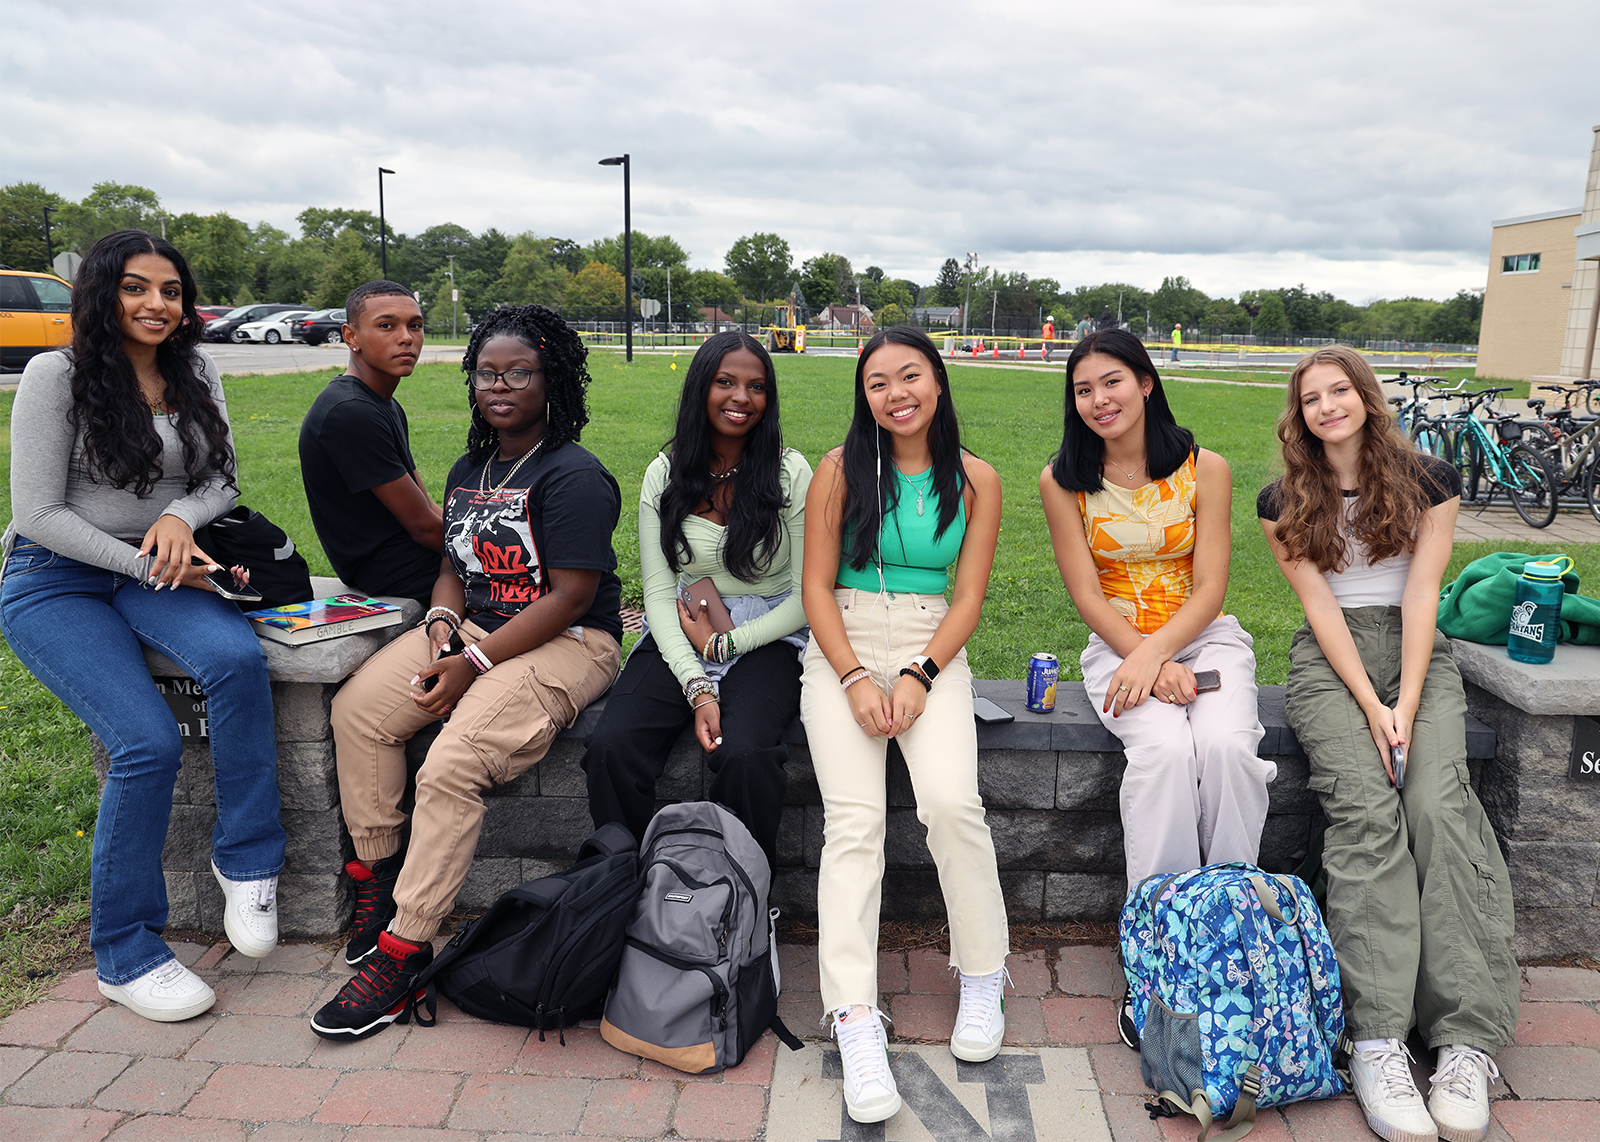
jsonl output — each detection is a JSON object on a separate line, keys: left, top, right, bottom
{"left": 410, "top": 675, "right": 420, "bottom": 685}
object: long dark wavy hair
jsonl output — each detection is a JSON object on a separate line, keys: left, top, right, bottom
{"left": 1049, "top": 329, "right": 1194, "bottom": 493}
{"left": 1273, "top": 345, "right": 1434, "bottom": 571}
{"left": 658, "top": 332, "right": 787, "bottom": 582}
{"left": 840, "top": 327, "right": 966, "bottom": 573}
{"left": 461, "top": 305, "right": 591, "bottom": 462}
{"left": 67, "top": 229, "right": 235, "bottom": 497}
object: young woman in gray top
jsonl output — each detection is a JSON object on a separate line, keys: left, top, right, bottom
{"left": 1, "top": 230, "right": 286, "bottom": 1022}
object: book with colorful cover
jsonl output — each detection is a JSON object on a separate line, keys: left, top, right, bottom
{"left": 245, "top": 594, "right": 404, "bottom": 646}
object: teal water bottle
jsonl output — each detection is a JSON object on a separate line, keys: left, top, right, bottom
{"left": 1507, "top": 558, "right": 1568, "bottom": 664}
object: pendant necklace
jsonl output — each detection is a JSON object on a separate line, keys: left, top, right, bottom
{"left": 479, "top": 437, "right": 544, "bottom": 495}
{"left": 897, "top": 466, "right": 934, "bottom": 516}
{"left": 1107, "top": 456, "right": 1145, "bottom": 484}
{"left": 710, "top": 464, "right": 740, "bottom": 481}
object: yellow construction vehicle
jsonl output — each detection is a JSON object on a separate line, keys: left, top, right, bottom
{"left": 763, "top": 295, "right": 806, "bottom": 353}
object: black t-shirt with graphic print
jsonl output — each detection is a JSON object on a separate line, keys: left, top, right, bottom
{"left": 442, "top": 441, "right": 624, "bottom": 641}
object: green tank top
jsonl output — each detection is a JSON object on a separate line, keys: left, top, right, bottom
{"left": 836, "top": 466, "right": 967, "bottom": 594}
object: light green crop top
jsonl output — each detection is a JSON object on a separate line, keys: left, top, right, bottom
{"left": 835, "top": 466, "right": 966, "bottom": 595}
{"left": 638, "top": 449, "right": 813, "bottom": 687}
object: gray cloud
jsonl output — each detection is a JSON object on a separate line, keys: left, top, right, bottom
{"left": 3, "top": 0, "right": 1595, "bottom": 299}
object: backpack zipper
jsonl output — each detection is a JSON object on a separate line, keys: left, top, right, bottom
{"left": 624, "top": 937, "right": 730, "bottom": 1027}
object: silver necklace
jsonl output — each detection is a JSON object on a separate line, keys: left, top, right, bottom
{"left": 897, "top": 466, "right": 934, "bottom": 516}
{"left": 1106, "top": 456, "right": 1146, "bottom": 483}
{"left": 479, "top": 437, "right": 543, "bottom": 494}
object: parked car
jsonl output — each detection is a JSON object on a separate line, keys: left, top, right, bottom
{"left": 202, "top": 303, "right": 311, "bottom": 343}
{"left": 233, "top": 310, "right": 312, "bottom": 344}
{"left": 291, "top": 308, "right": 347, "bottom": 346}
{"left": 0, "top": 267, "right": 73, "bottom": 371}
{"left": 196, "top": 305, "right": 235, "bottom": 323}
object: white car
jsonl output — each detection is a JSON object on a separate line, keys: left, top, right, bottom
{"left": 232, "top": 310, "right": 312, "bottom": 344}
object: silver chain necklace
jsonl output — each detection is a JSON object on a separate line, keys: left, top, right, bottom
{"left": 1106, "top": 456, "right": 1146, "bottom": 484}
{"left": 896, "top": 466, "right": 934, "bottom": 516}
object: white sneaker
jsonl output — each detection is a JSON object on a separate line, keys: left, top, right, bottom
{"left": 98, "top": 958, "right": 216, "bottom": 1022}
{"left": 951, "top": 966, "right": 1010, "bottom": 1062}
{"left": 1350, "top": 1039, "right": 1439, "bottom": 1142}
{"left": 832, "top": 1006, "right": 901, "bottom": 1124}
{"left": 1429, "top": 1045, "right": 1497, "bottom": 1142}
{"left": 212, "top": 860, "right": 279, "bottom": 958}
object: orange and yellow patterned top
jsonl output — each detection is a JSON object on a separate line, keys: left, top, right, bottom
{"left": 1078, "top": 452, "right": 1205, "bottom": 635}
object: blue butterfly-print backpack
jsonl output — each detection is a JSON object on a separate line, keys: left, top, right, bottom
{"left": 1120, "top": 863, "right": 1347, "bottom": 1142}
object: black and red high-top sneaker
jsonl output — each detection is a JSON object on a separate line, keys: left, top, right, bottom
{"left": 343, "top": 854, "right": 404, "bottom": 967}
{"left": 311, "top": 931, "right": 433, "bottom": 1041}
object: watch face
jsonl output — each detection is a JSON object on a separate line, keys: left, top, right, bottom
{"left": 917, "top": 655, "right": 939, "bottom": 680}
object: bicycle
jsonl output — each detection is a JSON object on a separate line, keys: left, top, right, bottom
{"left": 1399, "top": 377, "right": 1470, "bottom": 462}
{"left": 1523, "top": 381, "right": 1600, "bottom": 524}
{"left": 1426, "top": 388, "right": 1560, "bottom": 528}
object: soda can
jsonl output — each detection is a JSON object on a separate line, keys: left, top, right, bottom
{"left": 1026, "top": 652, "right": 1059, "bottom": 713}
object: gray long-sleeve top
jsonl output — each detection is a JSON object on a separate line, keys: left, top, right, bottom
{"left": 3, "top": 349, "right": 239, "bottom": 581}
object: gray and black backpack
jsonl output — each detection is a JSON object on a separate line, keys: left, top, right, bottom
{"left": 599, "top": 802, "right": 802, "bottom": 1073}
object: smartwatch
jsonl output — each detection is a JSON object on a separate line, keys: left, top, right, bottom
{"left": 911, "top": 655, "right": 940, "bottom": 682}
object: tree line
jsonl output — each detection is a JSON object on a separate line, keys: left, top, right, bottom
{"left": 0, "top": 180, "right": 1482, "bottom": 343}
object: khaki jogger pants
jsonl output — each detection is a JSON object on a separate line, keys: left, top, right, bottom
{"left": 800, "top": 589, "right": 1010, "bottom": 1012}
{"left": 332, "top": 620, "right": 620, "bottom": 944}
{"left": 1286, "top": 606, "right": 1518, "bottom": 1052}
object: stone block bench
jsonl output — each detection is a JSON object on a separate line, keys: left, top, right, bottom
{"left": 94, "top": 576, "right": 1511, "bottom": 947}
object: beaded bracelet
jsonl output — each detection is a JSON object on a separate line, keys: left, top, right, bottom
{"left": 684, "top": 676, "right": 717, "bottom": 705}
{"left": 463, "top": 644, "right": 493, "bottom": 675}
{"left": 898, "top": 666, "right": 932, "bottom": 693}
{"left": 425, "top": 605, "right": 462, "bottom": 630}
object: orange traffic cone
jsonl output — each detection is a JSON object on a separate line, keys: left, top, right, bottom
{"left": 992, "top": 344, "right": 998, "bottom": 358}
{"left": 856, "top": 342, "right": 863, "bottom": 356}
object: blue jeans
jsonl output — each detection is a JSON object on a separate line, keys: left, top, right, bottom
{"left": 0, "top": 539, "right": 286, "bottom": 985}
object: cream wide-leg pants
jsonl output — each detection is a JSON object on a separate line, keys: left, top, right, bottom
{"left": 1080, "top": 615, "right": 1278, "bottom": 886}
{"left": 801, "top": 589, "right": 1010, "bottom": 1011}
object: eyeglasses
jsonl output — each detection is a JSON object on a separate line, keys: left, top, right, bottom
{"left": 467, "top": 368, "right": 541, "bottom": 390}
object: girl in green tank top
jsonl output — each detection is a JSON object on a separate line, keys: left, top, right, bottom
{"left": 799, "top": 327, "right": 1010, "bottom": 1125}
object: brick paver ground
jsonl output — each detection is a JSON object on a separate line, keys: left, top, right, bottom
{"left": 3, "top": 938, "right": 1597, "bottom": 1140}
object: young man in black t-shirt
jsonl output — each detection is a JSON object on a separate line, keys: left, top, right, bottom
{"left": 299, "top": 282, "right": 443, "bottom": 607}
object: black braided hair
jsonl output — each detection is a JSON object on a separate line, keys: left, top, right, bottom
{"left": 67, "top": 229, "right": 235, "bottom": 496}
{"left": 461, "top": 304, "right": 591, "bottom": 462}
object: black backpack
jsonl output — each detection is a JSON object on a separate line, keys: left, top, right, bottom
{"left": 194, "top": 506, "right": 314, "bottom": 611}
{"left": 412, "top": 823, "right": 640, "bottom": 1041}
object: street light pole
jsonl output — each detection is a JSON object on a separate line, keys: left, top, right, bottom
{"left": 961, "top": 251, "right": 978, "bottom": 337}
{"left": 598, "top": 154, "right": 632, "bottom": 362}
{"left": 446, "top": 253, "right": 458, "bottom": 339}
{"left": 42, "top": 206, "right": 56, "bottom": 271}
{"left": 990, "top": 289, "right": 999, "bottom": 336}
{"left": 378, "top": 167, "right": 395, "bottom": 279}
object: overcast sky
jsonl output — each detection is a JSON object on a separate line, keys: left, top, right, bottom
{"left": 5, "top": 0, "right": 1596, "bottom": 302}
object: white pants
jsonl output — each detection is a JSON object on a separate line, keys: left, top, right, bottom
{"left": 1080, "top": 615, "right": 1278, "bottom": 886}
{"left": 801, "top": 589, "right": 1010, "bottom": 1011}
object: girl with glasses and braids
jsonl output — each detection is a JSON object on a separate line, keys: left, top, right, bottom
{"left": 313, "top": 304, "right": 624, "bottom": 1043}
{"left": 581, "top": 332, "right": 811, "bottom": 869}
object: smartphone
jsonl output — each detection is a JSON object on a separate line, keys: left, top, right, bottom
{"left": 1193, "top": 669, "right": 1222, "bottom": 693}
{"left": 973, "top": 695, "right": 1015, "bottom": 724}
{"left": 1391, "top": 744, "right": 1407, "bottom": 790}
{"left": 202, "top": 568, "right": 263, "bottom": 602}
{"left": 423, "top": 632, "right": 466, "bottom": 692}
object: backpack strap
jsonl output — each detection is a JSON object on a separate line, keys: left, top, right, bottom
{"left": 769, "top": 1013, "right": 803, "bottom": 1052}
{"left": 578, "top": 822, "right": 640, "bottom": 863}
{"left": 1157, "top": 1062, "right": 1262, "bottom": 1142}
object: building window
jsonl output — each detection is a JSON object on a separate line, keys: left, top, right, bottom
{"left": 1501, "top": 253, "right": 1541, "bottom": 273}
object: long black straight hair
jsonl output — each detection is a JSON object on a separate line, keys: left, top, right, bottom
{"left": 839, "top": 326, "right": 966, "bottom": 572}
{"left": 67, "top": 229, "right": 235, "bottom": 496}
{"left": 1048, "top": 329, "right": 1194, "bottom": 493}
{"left": 658, "top": 332, "right": 787, "bottom": 582}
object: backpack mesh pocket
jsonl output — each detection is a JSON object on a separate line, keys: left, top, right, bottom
{"left": 1140, "top": 994, "right": 1206, "bottom": 1106}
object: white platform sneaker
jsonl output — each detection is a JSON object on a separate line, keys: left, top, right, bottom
{"left": 1429, "top": 1045, "right": 1498, "bottom": 1142}
{"left": 951, "top": 966, "right": 1010, "bottom": 1062}
{"left": 832, "top": 1006, "right": 902, "bottom": 1124}
{"left": 211, "top": 860, "right": 279, "bottom": 958}
{"left": 1350, "top": 1039, "right": 1439, "bottom": 1142}
{"left": 98, "top": 958, "right": 216, "bottom": 1022}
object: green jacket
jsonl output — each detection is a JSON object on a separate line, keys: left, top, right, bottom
{"left": 1437, "top": 551, "right": 1600, "bottom": 646}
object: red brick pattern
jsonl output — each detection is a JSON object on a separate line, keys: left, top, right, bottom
{"left": 2, "top": 943, "right": 1597, "bottom": 1140}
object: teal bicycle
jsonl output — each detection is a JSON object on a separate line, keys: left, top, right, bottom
{"left": 1413, "top": 387, "right": 1559, "bottom": 528}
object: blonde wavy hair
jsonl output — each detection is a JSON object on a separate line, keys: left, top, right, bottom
{"left": 1272, "top": 345, "right": 1432, "bottom": 571}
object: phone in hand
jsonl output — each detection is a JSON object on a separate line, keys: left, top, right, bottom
{"left": 1391, "top": 744, "right": 1407, "bottom": 790}
{"left": 422, "top": 632, "right": 466, "bottom": 692}
{"left": 201, "top": 567, "right": 263, "bottom": 602}
{"left": 1192, "top": 669, "right": 1222, "bottom": 693}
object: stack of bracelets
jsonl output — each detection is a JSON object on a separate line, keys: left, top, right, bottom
{"left": 701, "top": 630, "right": 738, "bottom": 664}
{"left": 684, "top": 676, "right": 718, "bottom": 709}
{"left": 839, "top": 666, "right": 872, "bottom": 691}
{"left": 424, "top": 605, "right": 460, "bottom": 636}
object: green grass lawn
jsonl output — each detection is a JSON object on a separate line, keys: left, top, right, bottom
{"left": 1, "top": 348, "right": 1596, "bottom": 1014}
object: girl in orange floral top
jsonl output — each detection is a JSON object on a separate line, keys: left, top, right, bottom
{"left": 1040, "top": 331, "right": 1277, "bottom": 900}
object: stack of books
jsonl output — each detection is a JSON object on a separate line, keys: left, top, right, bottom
{"left": 245, "top": 595, "right": 404, "bottom": 646}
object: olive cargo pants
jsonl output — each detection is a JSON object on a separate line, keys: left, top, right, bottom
{"left": 1286, "top": 606, "right": 1518, "bottom": 1052}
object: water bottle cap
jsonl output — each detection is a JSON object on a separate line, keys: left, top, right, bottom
{"left": 1523, "top": 559, "right": 1567, "bottom": 580}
